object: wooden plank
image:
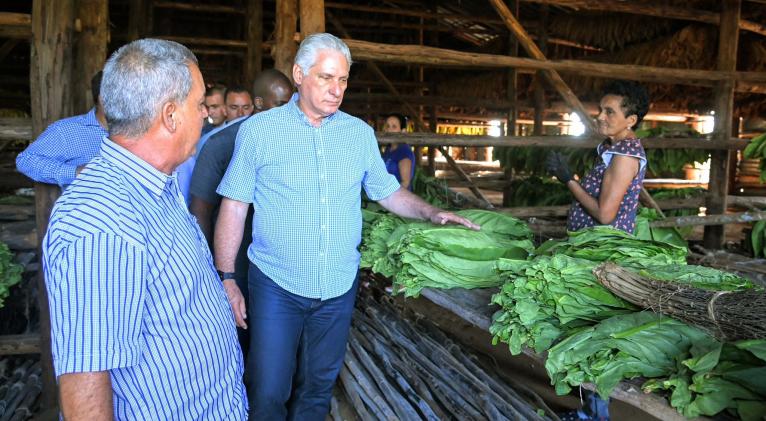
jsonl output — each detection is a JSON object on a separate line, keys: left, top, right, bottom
{"left": 244, "top": 0, "right": 263, "bottom": 87}
{"left": 274, "top": 0, "right": 298, "bottom": 77}
{"left": 704, "top": 0, "right": 741, "bottom": 249}
{"left": 520, "top": 0, "right": 766, "bottom": 37}
{"left": 376, "top": 132, "right": 748, "bottom": 150}
{"left": 0, "top": 334, "right": 41, "bottom": 355}
{"left": 344, "top": 39, "right": 766, "bottom": 89}
{"left": 0, "top": 12, "right": 31, "bottom": 39}
{"left": 73, "top": 0, "right": 108, "bottom": 113}
{"left": 652, "top": 210, "right": 766, "bottom": 228}
{"left": 436, "top": 146, "right": 494, "bottom": 209}
{"left": 488, "top": 0, "right": 599, "bottom": 134}
{"left": 300, "top": 0, "right": 325, "bottom": 36}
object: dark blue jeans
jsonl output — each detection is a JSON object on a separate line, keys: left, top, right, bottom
{"left": 246, "top": 263, "right": 357, "bottom": 421}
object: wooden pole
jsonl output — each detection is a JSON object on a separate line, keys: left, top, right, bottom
{"left": 31, "top": 0, "right": 77, "bottom": 410}
{"left": 274, "top": 0, "right": 298, "bottom": 78}
{"left": 704, "top": 0, "right": 740, "bottom": 249}
{"left": 436, "top": 146, "right": 494, "bottom": 209}
{"left": 127, "top": 0, "right": 147, "bottom": 41}
{"left": 503, "top": 2, "right": 519, "bottom": 207}
{"left": 244, "top": 0, "right": 263, "bottom": 87}
{"left": 299, "top": 0, "right": 325, "bottom": 36}
{"left": 73, "top": 0, "right": 108, "bottom": 113}
{"left": 488, "top": 0, "right": 598, "bottom": 134}
{"left": 532, "top": 4, "right": 547, "bottom": 136}
{"left": 344, "top": 39, "right": 766, "bottom": 91}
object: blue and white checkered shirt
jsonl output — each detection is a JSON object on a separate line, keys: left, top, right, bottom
{"left": 44, "top": 138, "right": 247, "bottom": 420}
{"left": 217, "top": 93, "right": 399, "bottom": 300}
{"left": 16, "top": 108, "right": 107, "bottom": 189}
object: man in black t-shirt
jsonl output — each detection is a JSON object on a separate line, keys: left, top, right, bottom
{"left": 189, "top": 69, "right": 292, "bottom": 356}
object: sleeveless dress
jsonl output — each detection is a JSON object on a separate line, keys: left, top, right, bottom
{"left": 567, "top": 138, "right": 647, "bottom": 234}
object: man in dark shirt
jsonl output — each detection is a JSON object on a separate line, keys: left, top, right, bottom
{"left": 189, "top": 68, "right": 292, "bottom": 354}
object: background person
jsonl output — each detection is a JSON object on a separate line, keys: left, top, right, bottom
{"left": 380, "top": 113, "right": 415, "bottom": 190}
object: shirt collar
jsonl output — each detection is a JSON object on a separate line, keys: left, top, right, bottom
{"left": 100, "top": 137, "right": 174, "bottom": 198}
{"left": 287, "top": 92, "right": 339, "bottom": 127}
{"left": 83, "top": 108, "right": 106, "bottom": 129}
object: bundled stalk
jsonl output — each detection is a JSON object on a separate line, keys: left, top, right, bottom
{"left": 336, "top": 291, "right": 556, "bottom": 420}
{"left": 594, "top": 262, "right": 766, "bottom": 341}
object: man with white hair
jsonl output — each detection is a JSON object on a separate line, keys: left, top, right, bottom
{"left": 43, "top": 39, "right": 247, "bottom": 420}
{"left": 214, "top": 33, "right": 478, "bottom": 420}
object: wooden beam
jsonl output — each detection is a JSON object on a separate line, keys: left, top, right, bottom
{"left": 244, "top": 0, "right": 263, "bottom": 87}
{"left": 376, "top": 132, "right": 748, "bottom": 150}
{"left": 344, "top": 39, "right": 766, "bottom": 89}
{"left": 300, "top": 0, "right": 325, "bottom": 36}
{"left": 520, "top": 0, "right": 766, "bottom": 37}
{"left": 73, "top": 0, "right": 108, "bottom": 113}
{"left": 436, "top": 146, "right": 494, "bottom": 209}
{"left": 0, "top": 12, "right": 31, "bottom": 39}
{"left": 157, "top": 35, "right": 248, "bottom": 48}
{"left": 153, "top": 1, "right": 245, "bottom": 14}
{"left": 0, "top": 334, "right": 41, "bottom": 355}
{"left": 704, "top": 0, "right": 741, "bottom": 250}
{"left": 652, "top": 210, "right": 766, "bottom": 228}
{"left": 31, "top": 0, "right": 76, "bottom": 408}
{"left": 274, "top": 0, "right": 298, "bottom": 77}
{"left": 324, "top": 2, "right": 505, "bottom": 25}
{"left": 488, "top": 0, "right": 599, "bottom": 134}
{"left": 0, "top": 118, "right": 33, "bottom": 141}
{"left": 343, "top": 92, "right": 517, "bottom": 109}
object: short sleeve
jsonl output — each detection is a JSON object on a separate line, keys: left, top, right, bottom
{"left": 190, "top": 139, "right": 230, "bottom": 205}
{"left": 602, "top": 139, "right": 647, "bottom": 172}
{"left": 45, "top": 232, "right": 146, "bottom": 377}
{"left": 216, "top": 120, "right": 259, "bottom": 203}
{"left": 362, "top": 132, "right": 400, "bottom": 201}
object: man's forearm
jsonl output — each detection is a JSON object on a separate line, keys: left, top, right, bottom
{"left": 214, "top": 198, "right": 248, "bottom": 272}
{"left": 378, "top": 188, "right": 439, "bottom": 220}
{"left": 59, "top": 371, "right": 114, "bottom": 421}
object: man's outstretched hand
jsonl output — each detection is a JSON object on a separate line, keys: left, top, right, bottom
{"left": 430, "top": 211, "right": 480, "bottom": 231}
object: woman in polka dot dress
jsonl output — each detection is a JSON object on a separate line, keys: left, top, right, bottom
{"left": 547, "top": 80, "right": 650, "bottom": 235}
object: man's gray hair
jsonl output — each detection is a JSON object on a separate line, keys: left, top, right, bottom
{"left": 294, "top": 33, "right": 352, "bottom": 76}
{"left": 101, "top": 38, "right": 198, "bottom": 138}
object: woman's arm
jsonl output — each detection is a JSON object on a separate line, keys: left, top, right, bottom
{"left": 397, "top": 158, "right": 413, "bottom": 190}
{"left": 568, "top": 154, "right": 639, "bottom": 224}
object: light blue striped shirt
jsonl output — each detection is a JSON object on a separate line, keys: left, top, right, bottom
{"left": 217, "top": 93, "right": 399, "bottom": 300}
{"left": 16, "top": 108, "right": 107, "bottom": 189}
{"left": 43, "top": 138, "right": 247, "bottom": 420}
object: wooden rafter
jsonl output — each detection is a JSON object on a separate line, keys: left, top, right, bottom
{"left": 344, "top": 39, "right": 766, "bottom": 93}
{"left": 325, "top": 2, "right": 505, "bottom": 25}
{"left": 520, "top": 0, "right": 766, "bottom": 37}
{"left": 0, "top": 12, "right": 31, "bottom": 39}
{"left": 153, "top": 1, "right": 245, "bottom": 14}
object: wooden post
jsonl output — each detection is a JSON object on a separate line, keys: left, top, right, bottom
{"left": 127, "top": 0, "right": 147, "bottom": 41}
{"left": 503, "top": 1, "right": 519, "bottom": 207}
{"left": 31, "top": 0, "right": 77, "bottom": 411}
{"left": 73, "top": 0, "right": 108, "bottom": 113}
{"left": 532, "top": 4, "right": 547, "bottom": 136}
{"left": 299, "top": 0, "right": 325, "bottom": 36}
{"left": 244, "top": 0, "right": 263, "bottom": 87}
{"left": 704, "top": 0, "right": 740, "bottom": 249}
{"left": 274, "top": 0, "right": 298, "bottom": 78}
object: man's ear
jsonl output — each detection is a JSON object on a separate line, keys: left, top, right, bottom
{"left": 161, "top": 102, "right": 177, "bottom": 132}
{"left": 292, "top": 64, "right": 303, "bottom": 86}
{"left": 254, "top": 96, "right": 264, "bottom": 111}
